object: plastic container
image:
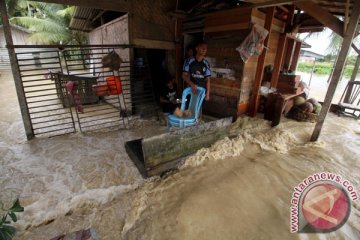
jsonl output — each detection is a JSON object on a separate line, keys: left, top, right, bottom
{"left": 93, "top": 83, "right": 109, "bottom": 96}
{"left": 106, "top": 76, "right": 122, "bottom": 95}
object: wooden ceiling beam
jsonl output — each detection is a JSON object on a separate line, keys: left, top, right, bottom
{"left": 31, "top": 0, "right": 130, "bottom": 12}
{"left": 314, "top": 0, "right": 354, "bottom": 8}
{"left": 249, "top": 0, "right": 305, "bottom": 9}
{"left": 295, "top": 1, "right": 344, "bottom": 37}
{"left": 344, "top": 0, "right": 350, "bottom": 33}
{"left": 297, "top": 26, "right": 324, "bottom": 33}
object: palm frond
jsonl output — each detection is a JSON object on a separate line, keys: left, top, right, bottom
{"left": 26, "top": 32, "right": 68, "bottom": 44}
{"left": 11, "top": 16, "right": 67, "bottom": 34}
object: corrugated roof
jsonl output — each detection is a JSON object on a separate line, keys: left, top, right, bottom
{"left": 69, "top": 7, "right": 105, "bottom": 32}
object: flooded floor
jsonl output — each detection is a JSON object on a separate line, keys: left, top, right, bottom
{"left": 0, "top": 70, "right": 359, "bottom": 240}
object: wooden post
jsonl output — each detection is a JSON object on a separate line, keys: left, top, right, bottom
{"left": 249, "top": 7, "right": 275, "bottom": 117}
{"left": 175, "top": 18, "right": 183, "bottom": 91}
{"left": 290, "top": 41, "right": 301, "bottom": 72}
{"left": 344, "top": 54, "right": 360, "bottom": 103}
{"left": 344, "top": 0, "right": 350, "bottom": 34}
{"left": 0, "top": 0, "right": 34, "bottom": 139}
{"left": 270, "top": 34, "right": 287, "bottom": 88}
{"left": 283, "top": 38, "right": 295, "bottom": 70}
{"left": 311, "top": 0, "right": 360, "bottom": 141}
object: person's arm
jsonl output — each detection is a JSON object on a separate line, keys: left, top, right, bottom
{"left": 182, "top": 58, "right": 197, "bottom": 93}
{"left": 205, "top": 77, "right": 210, "bottom": 101}
{"left": 204, "top": 60, "right": 211, "bottom": 101}
{"left": 159, "top": 96, "right": 170, "bottom": 104}
{"left": 182, "top": 72, "right": 196, "bottom": 93}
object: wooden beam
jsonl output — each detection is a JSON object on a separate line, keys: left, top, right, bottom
{"left": 311, "top": 0, "right": 360, "bottom": 141}
{"left": 0, "top": 0, "right": 34, "bottom": 139}
{"left": 290, "top": 41, "right": 302, "bottom": 71}
{"left": 295, "top": 1, "right": 344, "bottom": 37}
{"left": 277, "top": 5, "right": 289, "bottom": 13}
{"left": 251, "top": 0, "right": 305, "bottom": 9}
{"left": 91, "top": 10, "right": 106, "bottom": 23}
{"left": 314, "top": 0, "right": 353, "bottom": 8}
{"left": 133, "top": 38, "right": 175, "bottom": 50}
{"left": 139, "top": 117, "right": 232, "bottom": 176}
{"left": 286, "top": 4, "right": 296, "bottom": 33}
{"left": 344, "top": 0, "right": 350, "bottom": 34}
{"left": 298, "top": 26, "right": 324, "bottom": 33}
{"left": 283, "top": 38, "right": 295, "bottom": 70}
{"left": 32, "top": 0, "right": 130, "bottom": 12}
{"left": 270, "top": 33, "right": 287, "bottom": 87}
{"left": 249, "top": 7, "right": 275, "bottom": 117}
{"left": 175, "top": 18, "right": 183, "bottom": 91}
{"left": 344, "top": 54, "right": 360, "bottom": 102}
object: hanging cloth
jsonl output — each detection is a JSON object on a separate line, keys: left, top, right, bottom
{"left": 66, "top": 81, "right": 84, "bottom": 113}
{"left": 236, "top": 23, "right": 269, "bottom": 63}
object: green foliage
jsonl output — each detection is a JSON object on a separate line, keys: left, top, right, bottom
{"left": 8, "top": 1, "right": 87, "bottom": 45}
{"left": 0, "top": 199, "right": 24, "bottom": 240}
{"left": 297, "top": 61, "right": 360, "bottom": 77}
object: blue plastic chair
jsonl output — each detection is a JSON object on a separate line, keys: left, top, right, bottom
{"left": 167, "top": 86, "right": 206, "bottom": 128}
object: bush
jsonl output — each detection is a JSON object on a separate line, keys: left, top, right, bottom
{"left": 0, "top": 199, "right": 24, "bottom": 240}
{"left": 297, "top": 62, "right": 359, "bottom": 77}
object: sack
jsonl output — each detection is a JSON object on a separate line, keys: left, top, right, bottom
{"left": 102, "top": 50, "right": 122, "bottom": 71}
{"left": 236, "top": 23, "right": 269, "bottom": 63}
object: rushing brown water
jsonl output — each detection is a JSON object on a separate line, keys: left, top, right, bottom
{"left": 0, "top": 71, "right": 359, "bottom": 240}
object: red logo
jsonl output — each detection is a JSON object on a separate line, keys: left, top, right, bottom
{"left": 301, "top": 183, "right": 350, "bottom": 231}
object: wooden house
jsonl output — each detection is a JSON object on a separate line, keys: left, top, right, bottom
{"left": 1, "top": 0, "right": 359, "bottom": 140}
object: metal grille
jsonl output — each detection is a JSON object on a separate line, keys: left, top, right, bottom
{"left": 16, "top": 49, "right": 76, "bottom": 137}
{"left": 15, "top": 45, "right": 159, "bottom": 137}
{"left": 62, "top": 47, "right": 129, "bottom": 132}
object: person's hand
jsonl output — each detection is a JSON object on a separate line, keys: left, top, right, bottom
{"left": 191, "top": 84, "right": 197, "bottom": 94}
{"left": 205, "top": 94, "right": 210, "bottom": 101}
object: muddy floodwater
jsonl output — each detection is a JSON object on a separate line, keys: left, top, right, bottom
{"left": 0, "top": 70, "right": 359, "bottom": 240}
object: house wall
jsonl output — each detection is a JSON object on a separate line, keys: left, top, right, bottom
{"left": 202, "top": 7, "right": 286, "bottom": 117}
{"left": 0, "top": 26, "right": 31, "bottom": 47}
{"left": 131, "top": 0, "right": 176, "bottom": 49}
{"left": 240, "top": 29, "right": 281, "bottom": 114}
{"left": 88, "top": 14, "right": 130, "bottom": 62}
{"left": 0, "top": 26, "right": 36, "bottom": 69}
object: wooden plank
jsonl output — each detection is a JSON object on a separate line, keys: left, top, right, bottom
{"left": 270, "top": 33, "right": 287, "bottom": 87}
{"left": 204, "top": 23, "right": 250, "bottom": 33}
{"left": 175, "top": 18, "right": 183, "bottom": 91}
{"left": 290, "top": 41, "right": 302, "bottom": 71}
{"left": 205, "top": 13, "right": 251, "bottom": 28}
{"left": 298, "top": 26, "right": 324, "bottom": 33}
{"left": 344, "top": 54, "right": 360, "bottom": 103}
{"left": 283, "top": 38, "right": 295, "bottom": 70}
{"left": 0, "top": 0, "right": 34, "bottom": 140}
{"left": 286, "top": 4, "right": 296, "bottom": 32}
{"left": 344, "top": 0, "right": 350, "bottom": 34}
{"left": 133, "top": 38, "right": 175, "bottom": 50}
{"left": 249, "top": 7, "right": 275, "bottom": 117}
{"left": 250, "top": 0, "right": 305, "bottom": 9}
{"left": 295, "top": 1, "right": 344, "bottom": 37}
{"left": 32, "top": 0, "right": 130, "bottom": 11}
{"left": 142, "top": 117, "right": 232, "bottom": 169}
{"left": 311, "top": 0, "right": 360, "bottom": 141}
{"left": 210, "top": 78, "right": 241, "bottom": 88}
{"left": 205, "top": 7, "right": 253, "bottom": 20}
